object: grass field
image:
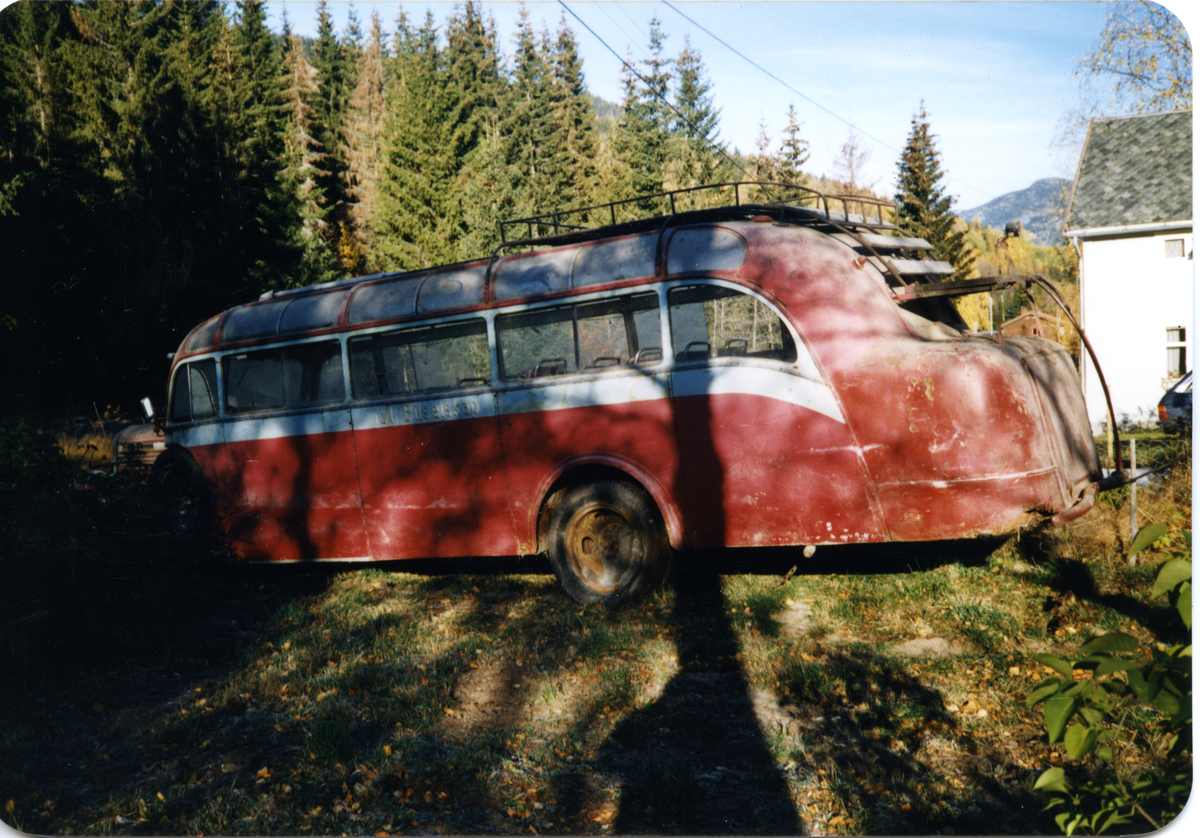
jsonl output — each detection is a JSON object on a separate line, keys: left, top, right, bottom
{"left": 0, "top": 437, "right": 1191, "bottom": 836}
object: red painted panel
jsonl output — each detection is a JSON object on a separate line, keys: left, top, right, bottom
{"left": 672, "top": 392, "right": 885, "bottom": 548}
{"left": 735, "top": 222, "right": 1096, "bottom": 537}
{"left": 875, "top": 469, "right": 1063, "bottom": 541}
{"left": 221, "top": 431, "right": 368, "bottom": 561}
{"left": 354, "top": 415, "right": 517, "bottom": 560}
{"left": 499, "top": 398, "right": 680, "bottom": 551}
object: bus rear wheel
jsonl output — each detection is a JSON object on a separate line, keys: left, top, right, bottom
{"left": 547, "top": 481, "right": 669, "bottom": 605}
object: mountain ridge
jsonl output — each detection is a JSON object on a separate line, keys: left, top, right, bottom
{"left": 959, "top": 177, "right": 1071, "bottom": 245}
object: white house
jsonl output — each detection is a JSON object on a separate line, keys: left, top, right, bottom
{"left": 1063, "top": 110, "right": 1193, "bottom": 432}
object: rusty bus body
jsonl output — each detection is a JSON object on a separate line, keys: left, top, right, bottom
{"left": 141, "top": 190, "right": 1103, "bottom": 603}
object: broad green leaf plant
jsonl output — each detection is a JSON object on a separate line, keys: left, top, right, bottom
{"left": 1026, "top": 522, "right": 1192, "bottom": 835}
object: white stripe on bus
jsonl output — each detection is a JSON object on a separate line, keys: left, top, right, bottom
{"left": 670, "top": 366, "right": 845, "bottom": 423}
{"left": 172, "top": 367, "right": 844, "bottom": 445}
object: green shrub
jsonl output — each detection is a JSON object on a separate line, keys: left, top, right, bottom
{"left": 1026, "top": 523, "right": 1191, "bottom": 834}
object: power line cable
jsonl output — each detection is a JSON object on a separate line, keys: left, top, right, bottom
{"left": 661, "top": 0, "right": 995, "bottom": 201}
{"left": 661, "top": 1, "right": 899, "bottom": 155}
{"left": 558, "top": 1, "right": 752, "bottom": 181}
{"left": 589, "top": 0, "right": 647, "bottom": 62}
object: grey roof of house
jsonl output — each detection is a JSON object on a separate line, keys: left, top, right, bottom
{"left": 1063, "top": 110, "right": 1192, "bottom": 234}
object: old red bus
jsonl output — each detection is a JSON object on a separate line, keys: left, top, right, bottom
{"left": 134, "top": 185, "right": 1107, "bottom": 604}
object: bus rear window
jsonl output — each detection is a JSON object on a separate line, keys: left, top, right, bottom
{"left": 224, "top": 341, "right": 344, "bottom": 414}
{"left": 349, "top": 319, "right": 490, "bottom": 398}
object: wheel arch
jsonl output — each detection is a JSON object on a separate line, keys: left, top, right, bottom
{"left": 532, "top": 456, "right": 683, "bottom": 554}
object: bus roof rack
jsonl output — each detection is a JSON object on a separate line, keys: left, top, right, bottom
{"left": 499, "top": 181, "right": 898, "bottom": 246}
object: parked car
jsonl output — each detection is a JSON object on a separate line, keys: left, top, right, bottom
{"left": 1157, "top": 371, "right": 1192, "bottom": 434}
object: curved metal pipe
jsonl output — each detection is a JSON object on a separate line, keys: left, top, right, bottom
{"left": 1024, "top": 274, "right": 1124, "bottom": 485}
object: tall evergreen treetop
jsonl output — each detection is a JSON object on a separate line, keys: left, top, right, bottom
{"left": 894, "top": 103, "right": 975, "bottom": 280}
{"left": 673, "top": 36, "right": 719, "bottom": 145}
{"left": 777, "top": 104, "right": 810, "bottom": 186}
{"left": 549, "top": 15, "right": 598, "bottom": 205}
{"left": 664, "top": 35, "right": 726, "bottom": 198}
{"left": 503, "top": 5, "right": 558, "bottom": 217}
{"left": 342, "top": 9, "right": 387, "bottom": 270}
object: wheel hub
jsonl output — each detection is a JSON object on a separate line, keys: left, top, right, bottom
{"left": 565, "top": 505, "right": 642, "bottom": 593}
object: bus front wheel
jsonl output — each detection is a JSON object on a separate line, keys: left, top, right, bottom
{"left": 547, "top": 481, "right": 669, "bottom": 605}
{"left": 151, "top": 451, "right": 211, "bottom": 548}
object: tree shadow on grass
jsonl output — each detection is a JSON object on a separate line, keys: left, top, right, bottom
{"left": 1036, "top": 556, "right": 1188, "bottom": 645}
{"left": 598, "top": 568, "right": 803, "bottom": 834}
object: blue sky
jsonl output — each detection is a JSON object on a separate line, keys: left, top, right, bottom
{"left": 268, "top": 1, "right": 1193, "bottom": 210}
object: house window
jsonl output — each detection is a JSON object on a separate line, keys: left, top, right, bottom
{"left": 1165, "top": 239, "right": 1185, "bottom": 258}
{"left": 1166, "top": 327, "right": 1187, "bottom": 376}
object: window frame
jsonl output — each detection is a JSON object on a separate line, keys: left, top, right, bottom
{"left": 347, "top": 316, "right": 493, "bottom": 401}
{"left": 167, "top": 358, "right": 219, "bottom": 425}
{"left": 219, "top": 336, "right": 350, "bottom": 417}
{"left": 494, "top": 290, "right": 666, "bottom": 382}
{"left": 1166, "top": 326, "right": 1188, "bottom": 378}
{"left": 665, "top": 279, "right": 800, "bottom": 368}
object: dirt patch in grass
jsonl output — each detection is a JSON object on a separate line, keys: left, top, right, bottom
{"left": 1, "top": 456, "right": 1192, "bottom": 836}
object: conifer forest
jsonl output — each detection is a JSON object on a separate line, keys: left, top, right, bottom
{"left": 0, "top": 0, "right": 973, "bottom": 410}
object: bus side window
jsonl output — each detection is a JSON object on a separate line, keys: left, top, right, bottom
{"left": 669, "top": 285, "right": 796, "bottom": 364}
{"left": 350, "top": 320, "right": 490, "bottom": 398}
{"left": 225, "top": 353, "right": 285, "bottom": 412}
{"left": 225, "top": 340, "right": 343, "bottom": 413}
{"left": 576, "top": 292, "right": 661, "bottom": 369}
{"left": 497, "top": 307, "right": 577, "bottom": 380}
{"left": 280, "top": 342, "right": 344, "bottom": 404}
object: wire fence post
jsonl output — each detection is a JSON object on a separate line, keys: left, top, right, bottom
{"left": 1128, "top": 438, "right": 1138, "bottom": 560}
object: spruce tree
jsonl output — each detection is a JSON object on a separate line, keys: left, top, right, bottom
{"left": 375, "top": 11, "right": 457, "bottom": 269}
{"left": 639, "top": 18, "right": 672, "bottom": 135}
{"left": 0, "top": 0, "right": 78, "bottom": 400}
{"left": 62, "top": 1, "right": 231, "bottom": 380}
{"left": 498, "top": 7, "right": 567, "bottom": 227}
{"left": 894, "top": 103, "right": 976, "bottom": 279}
{"left": 226, "top": 0, "right": 302, "bottom": 292}
{"left": 777, "top": 104, "right": 810, "bottom": 186}
{"left": 750, "top": 117, "right": 777, "bottom": 199}
{"left": 280, "top": 24, "right": 336, "bottom": 284}
{"left": 342, "top": 10, "right": 387, "bottom": 274}
{"left": 672, "top": 37, "right": 719, "bottom": 145}
{"left": 609, "top": 19, "right": 672, "bottom": 207}
{"left": 665, "top": 36, "right": 725, "bottom": 200}
{"left": 441, "top": 1, "right": 504, "bottom": 259}
{"left": 309, "top": 0, "right": 353, "bottom": 271}
{"left": 549, "top": 16, "right": 598, "bottom": 208}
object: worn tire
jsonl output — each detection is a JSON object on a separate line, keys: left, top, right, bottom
{"left": 547, "top": 481, "right": 670, "bottom": 606}
{"left": 151, "top": 449, "right": 212, "bottom": 548}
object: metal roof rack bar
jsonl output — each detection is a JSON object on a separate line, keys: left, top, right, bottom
{"left": 500, "top": 181, "right": 897, "bottom": 244}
